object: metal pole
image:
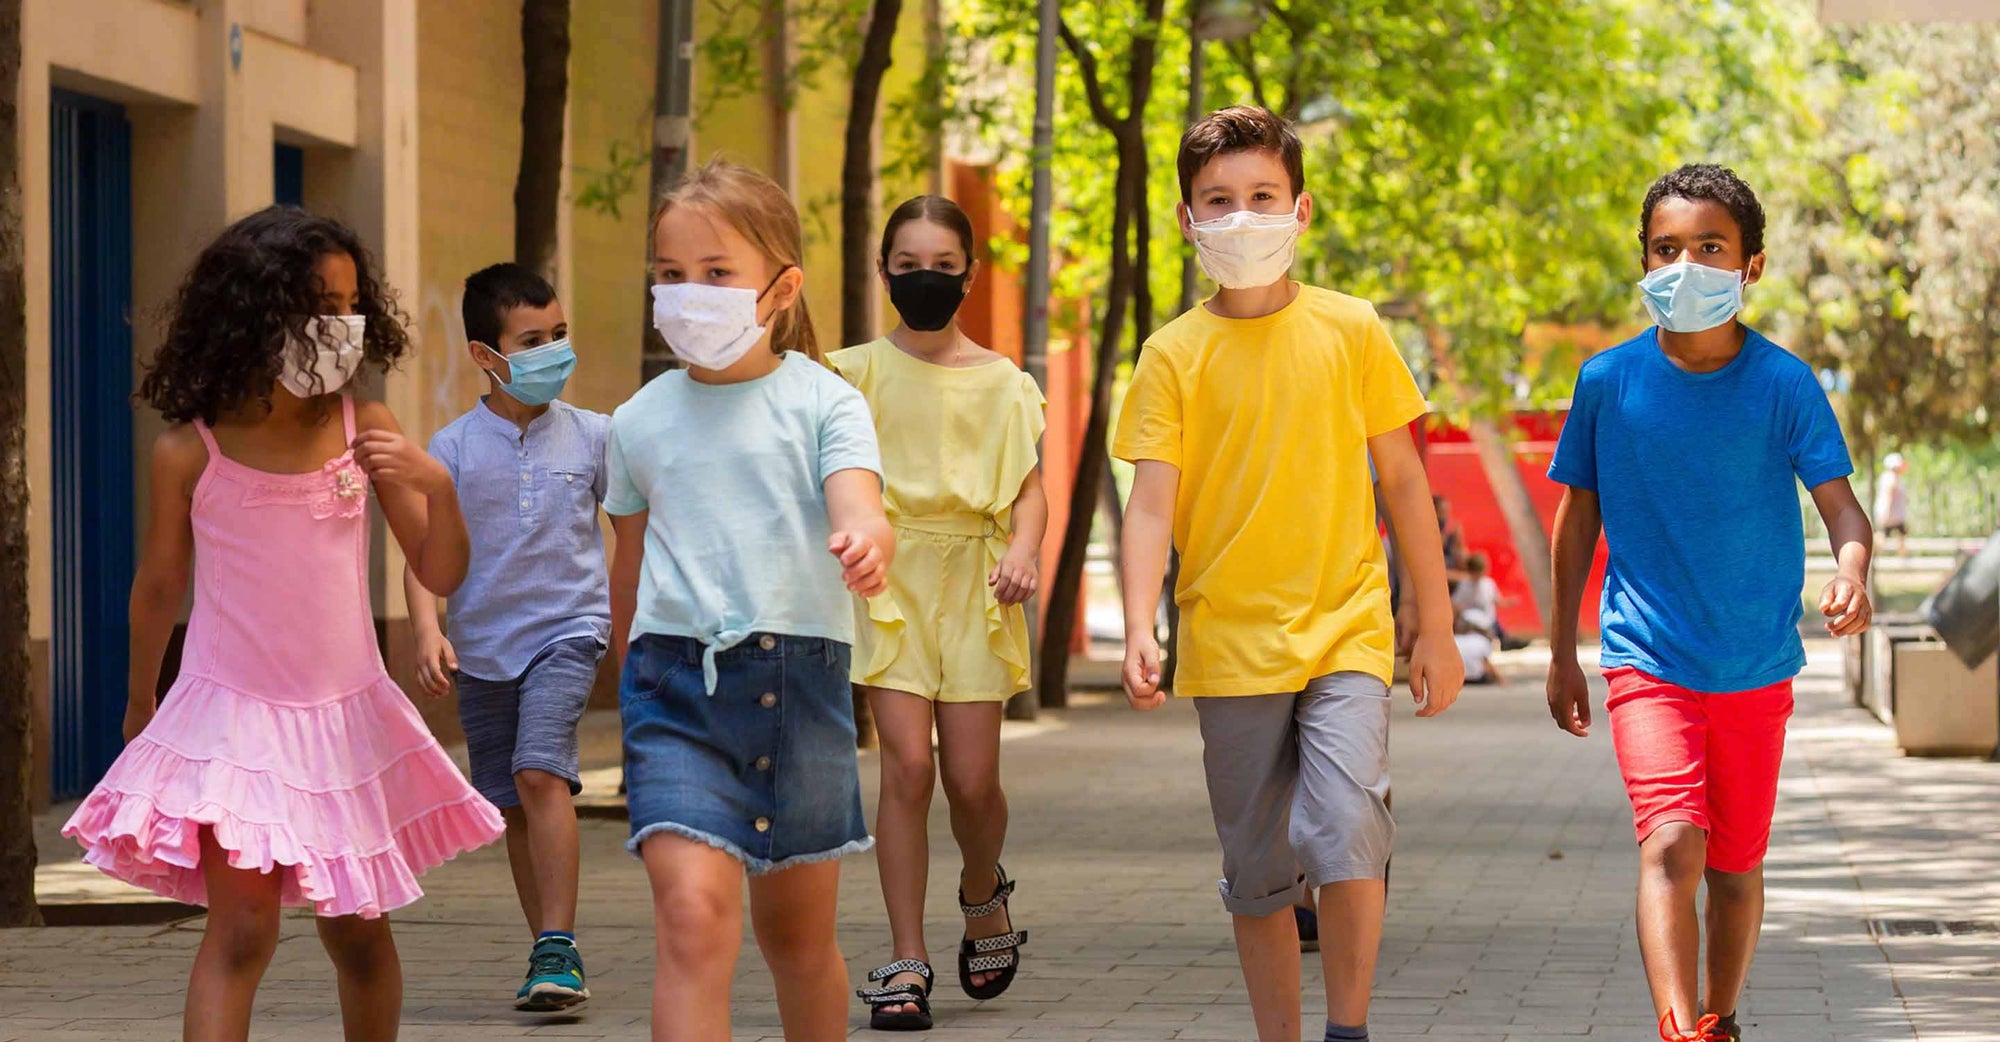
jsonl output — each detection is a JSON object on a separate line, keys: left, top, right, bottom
{"left": 642, "top": 0, "right": 696, "bottom": 384}
{"left": 1010, "top": 0, "right": 1058, "bottom": 722}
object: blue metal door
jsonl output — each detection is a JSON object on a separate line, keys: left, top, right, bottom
{"left": 49, "top": 88, "right": 135, "bottom": 799}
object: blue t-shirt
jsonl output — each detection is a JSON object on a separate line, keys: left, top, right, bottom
{"left": 1548, "top": 326, "right": 1852, "bottom": 693}
{"left": 604, "top": 353, "right": 882, "bottom": 691}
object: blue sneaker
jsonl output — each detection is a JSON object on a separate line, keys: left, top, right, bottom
{"left": 515, "top": 936, "right": 589, "bottom": 1012}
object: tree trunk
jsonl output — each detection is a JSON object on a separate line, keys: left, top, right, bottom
{"left": 841, "top": 0, "right": 904, "bottom": 350}
{"left": 1036, "top": 146, "right": 1138, "bottom": 707}
{"left": 0, "top": 0, "right": 42, "bottom": 929}
{"left": 515, "top": 0, "right": 571, "bottom": 280}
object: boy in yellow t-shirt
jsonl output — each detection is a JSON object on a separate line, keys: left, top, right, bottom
{"left": 1113, "top": 106, "right": 1464, "bottom": 1042}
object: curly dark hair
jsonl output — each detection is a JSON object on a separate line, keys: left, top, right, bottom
{"left": 140, "top": 206, "right": 412, "bottom": 423}
{"left": 1639, "top": 163, "right": 1766, "bottom": 258}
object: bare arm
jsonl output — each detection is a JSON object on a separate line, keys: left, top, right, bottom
{"left": 403, "top": 562, "right": 456, "bottom": 697}
{"left": 1545, "top": 486, "right": 1601, "bottom": 736}
{"left": 608, "top": 511, "right": 647, "bottom": 677}
{"left": 125, "top": 430, "right": 204, "bottom": 740}
{"left": 1368, "top": 427, "right": 1464, "bottom": 716}
{"left": 351, "top": 401, "right": 469, "bottom": 596}
{"left": 824, "top": 468, "right": 895, "bottom": 597}
{"left": 992, "top": 466, "right": 1049, "bottom": 605}
{"left": 1809, "top": 477, "right": 1874, "bottom": 636}
{"left": 1119, "top": 460, "right": 1179, "bottom": 709}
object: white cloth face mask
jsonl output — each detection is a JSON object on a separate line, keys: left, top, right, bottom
{"left": 1188, "top": 201, "right": 1304, "bottom": 289}
{"left": 278, "top": 314, "right": 367, "bottom": 397}
{"left": 651, "top": 282, "right": 768, "bottom": 371}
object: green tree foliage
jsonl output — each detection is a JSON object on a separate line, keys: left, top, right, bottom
{"left": 1759, "top": 21, "right": 2000, "bottom": 467}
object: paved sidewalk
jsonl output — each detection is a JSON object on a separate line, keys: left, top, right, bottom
{"left": 4, "top": 642, "right": 1996, "bottom": 1040}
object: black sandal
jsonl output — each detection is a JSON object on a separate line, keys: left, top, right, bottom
{"left": 957, "top": 864, "right": 1027, "bottom": 1000}
{"left": 857, "top": 959, "right": 933, "bottom": 1031}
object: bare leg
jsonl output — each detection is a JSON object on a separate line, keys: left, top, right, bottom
{"left": 316, "top": 914, "right": 403, "bottom": 1042}
{"left": 641, "top": 834, "right": 745, "bottom": 1042}
{"left": 1701, "top": 865, "right": 1764, "bottom": 1021}
{"left": 513, "top": 769, "right": 581, "bottom": 935}
{"left": 749, "top": 860, "right": 850, "bottom": 1042}
{"left": 936, "top": 700, "right": 1010, "bottom": 988}
{"left": 184, "top": 828, "right": 283, "bottom": 1042}
{"left": 1234, "top": 907, "right": 1304, "bottom": 1042}
{"left": 1315, "top": 879, "right": 1386, "bottom": 1027}
{"left": 865, "top": 686, "right": 938, "bottom": 1014}
{"left": 499, "top": 806, "right": 542, "bottom": 935}
{"left": 1636, "top": 823, "right": 1708, "bottom": 1035}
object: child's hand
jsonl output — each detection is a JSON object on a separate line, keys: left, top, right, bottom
{"left": 989, "top": 546, "right": 1040, "bottom": 606}
{"left": 1122, "top": 634, "right": 1166, "bottom": 711}
{"left": 1546, "top": 654, "right": 1592, "bottom": 737}
{"left": 414, "top": 633, "right": 458, "bottom": 699}
{"left": 829, "top": 531, "right": 888, "bottom": 597}
{"left": 1408, "top": 629, "right": 1464, "bottom": 717}
{"left": 123, "top": 696, "right": 156, "bottom": 744}
{"left": 1819, "top": 575, "right": 1872, "bottom": 637}
{"left": 351, "top": 430, "right": 451, "bottom": 496}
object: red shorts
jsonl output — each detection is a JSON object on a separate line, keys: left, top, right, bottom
{"left": 1604, "top": 667, "right": 1794, "bottom": 873}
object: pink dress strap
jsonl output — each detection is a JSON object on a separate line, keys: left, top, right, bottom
{"left": 340, "top": 394, "right": 357, "bottom": 443}
{"left": 190, "top": 418, "right": 221, "bottom": 456}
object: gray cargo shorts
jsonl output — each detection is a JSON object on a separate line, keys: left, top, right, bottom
{"left": 1193, "top": 671, "right": 1394, "bottom": 917}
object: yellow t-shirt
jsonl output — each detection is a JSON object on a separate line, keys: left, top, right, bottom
{"left": 1111, "top": 285, "right": 1426, "bottom": 696}
{"left": 826, "top": 339, "right": 1046, "bottom": 524}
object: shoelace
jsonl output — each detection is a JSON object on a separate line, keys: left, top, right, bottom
{"left": 529, "top": 946, "right": 577, "bottom": 980}
{"left": 1658, "top": 1010, "right": 1722, "bottom": 1042}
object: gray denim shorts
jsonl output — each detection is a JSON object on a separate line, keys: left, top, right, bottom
{"left": 455, "top": 636, "right": 605, "bottom": 809}
{"left": 1193, "top": 671, "right": 1395, "bottom": 916}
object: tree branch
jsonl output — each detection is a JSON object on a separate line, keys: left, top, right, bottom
{"left": 1058, "top": 17, "right": 1123, "bottom": 130}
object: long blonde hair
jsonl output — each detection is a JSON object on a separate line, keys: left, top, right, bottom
{"left": 651, "top": 161, "right": 820, "bottom": 361}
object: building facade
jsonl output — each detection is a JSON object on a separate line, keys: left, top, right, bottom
{"left": 21, "top": 0, "right": 946, "bottom": 808}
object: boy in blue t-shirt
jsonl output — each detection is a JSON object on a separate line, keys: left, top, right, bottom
{"left": 1545, "top": 165, "right": 1874, "bottom": 1042}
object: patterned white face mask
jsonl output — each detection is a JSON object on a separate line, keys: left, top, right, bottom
{"left": 1187, "top": 201, "right": 1304, "bottom": 289}
{"left": 278, "top": 314, "right": 367, "bottom": 397}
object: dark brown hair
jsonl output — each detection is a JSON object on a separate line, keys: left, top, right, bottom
{"left": 1177, "top": 105, "right": 1306, "bottom": 203}
{"left": 652, "top": 160, "right": 819, "bottom": 361}
{"left": 880, "top": 195, "right": 976, "bottom": 265}
{"left": 141, "top": 206, "right": 410, "bottom": 424}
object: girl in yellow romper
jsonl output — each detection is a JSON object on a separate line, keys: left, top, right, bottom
{"left": 830, "top": 195, "right": 1047, "bottom": 1032}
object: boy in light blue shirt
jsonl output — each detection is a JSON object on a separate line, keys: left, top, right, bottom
{"left": 405, "top": 263, "right": 607, "bottom": 1013}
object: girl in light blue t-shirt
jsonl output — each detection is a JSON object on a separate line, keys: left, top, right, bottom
{"left": 605, "top": 160, "right": 895, "bottom": 1039}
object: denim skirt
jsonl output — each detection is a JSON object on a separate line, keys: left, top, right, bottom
{"left": 620, "top": 632, "right": 872, "bottom": 874}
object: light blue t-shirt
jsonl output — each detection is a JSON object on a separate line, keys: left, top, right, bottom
{"left": 430, "top": 398, "right": 610, "bottom": 680}
{"left": 1548, "top": 326, "right": 1852, "bottom": 693}
{"left": 604, "top": 352, "right": 882, "bottom": 690}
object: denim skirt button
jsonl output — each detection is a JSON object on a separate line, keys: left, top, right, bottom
{"left": 759, "top": 635, "right": 777, "bottom": 650}
{"left": 760, "top": 692, "right": 777, "bottom": 708}
{"left": 754, "top": 817, "right": 772, "bottom": 833}
{"left": 755, "top": 756, "right": 772, "bottom": 771}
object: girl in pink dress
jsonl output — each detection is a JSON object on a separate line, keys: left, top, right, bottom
{"left": 63, "top": 207, "right": 505, "bottom": 1041}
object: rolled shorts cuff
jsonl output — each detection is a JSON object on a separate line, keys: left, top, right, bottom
{"left": 509, "top": 757, "right": 584, "bottom": 797}
{"left": 627, "top": 820, "right": 876, "bottom": 876}
{"left": 1217, "top": 874, "right": 1306, "bottom": 917}
{"left": 1303, "top": 857, "right": 1389, "bottom": 886}
{"left": 1634, "top": 808, "right": 1708, "bottom": 846}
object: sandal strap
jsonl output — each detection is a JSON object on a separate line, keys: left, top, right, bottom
{"left": 964, "top": 951, "right": 1018, "bottom": 975}
{"left": 865, "top": 959, "right": 933, "bottom": 985}
{"left": 964, "top": 930, "right": 1028, "bottom": 955}
{"left": 959, "top": 870, "right": 1017, "bottom": 917}
{"left": 857, "top": 983, "right": 929, "bottom": 1005}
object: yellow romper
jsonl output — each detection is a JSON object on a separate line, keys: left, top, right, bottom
{"left": 828, "top": 339, "right": 1046, "bottom": 702}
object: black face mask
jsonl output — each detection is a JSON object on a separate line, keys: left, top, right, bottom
{"left": 887, "top": 269, "right": 970, "bottom": 332}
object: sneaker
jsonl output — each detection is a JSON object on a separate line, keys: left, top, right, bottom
{"left": 1294, "top": 904, "right": 1320, "bottom": 953}
{"left": 515, "top": 936, "right": 589, "bottom": 1012}
{"left": 1710, "top": 1013, "right": 1741, "bottom": 1042}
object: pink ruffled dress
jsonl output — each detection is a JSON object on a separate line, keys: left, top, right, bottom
{"left": 63, "top": 396, "right": 504, "bottom": 919}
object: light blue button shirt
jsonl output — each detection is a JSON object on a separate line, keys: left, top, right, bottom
{"left": 605, "top": 353, "right": 882, "bottom": 692}
{"left": 430, "top": 398, "right": 611, "bottom": 680}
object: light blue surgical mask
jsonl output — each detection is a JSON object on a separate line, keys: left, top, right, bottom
{"left": 484, "top": 337, "right": 576, "bottom": 406}
{"left": 1637, "top": 260, "right": 1744, "bottom": 333}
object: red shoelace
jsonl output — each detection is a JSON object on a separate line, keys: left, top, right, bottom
{"left": 1659, "top": 1010, "right": 1724, "bottom": 1042}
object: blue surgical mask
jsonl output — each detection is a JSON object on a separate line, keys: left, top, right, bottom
{"left": 1637, "top": 260, "right": 1744, "bottom": 333}
{"left": 484, "top": 337, "right": 576, "bottom": 406}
